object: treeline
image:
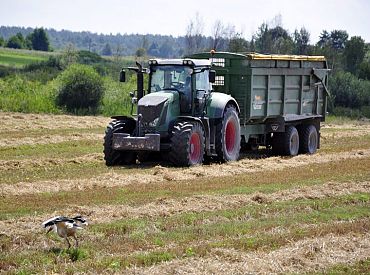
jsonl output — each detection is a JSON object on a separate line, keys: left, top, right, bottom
{"left": 0, "top": 26, "right": 187, "bottom": 57}
{"left": 0, "top": 27, "right": 50, "bottom": 51}
{"left": 1, "top": 19, "right": 370, "bottom": 118}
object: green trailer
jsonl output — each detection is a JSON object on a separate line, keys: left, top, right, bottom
{"left": 104, "top": 52, "right": 329, "bottom": 167}
{"left": 189, "top": 52, "right": 329, "bottom": 155}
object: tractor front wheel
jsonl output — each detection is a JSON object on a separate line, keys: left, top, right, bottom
{"left": 103, "top": 119, "right": 137, "bottom": 166}
{"left": 168, "top": 121, "right": 205, "bottom": 166}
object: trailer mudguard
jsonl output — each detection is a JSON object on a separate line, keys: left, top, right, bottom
{"left": 206, "top": 92, "right": 240, "bottom": 119}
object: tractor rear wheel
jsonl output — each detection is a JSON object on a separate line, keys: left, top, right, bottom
{"left": 168, "top": 121, "right": 205, "bottom": 166}
{"left": 103, "top": 119, "right": 137, "bottom": 166}
{"left": 299, "top": 125, "right": 318, "bottom": 154}
{"left": 215, "top": 105, "right": 241, "bottom": 162}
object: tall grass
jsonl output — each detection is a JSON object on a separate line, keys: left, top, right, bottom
{"left": 100, "top": 75, "right": 136, "bottom": 116}
{"left": 0, "top": 76, "right": 60, "bottom": 114}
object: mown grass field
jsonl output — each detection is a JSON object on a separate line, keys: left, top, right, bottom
{"left": 0, "top": 112, "right": 369, "bottom": 274}
{"left": 0, "top": 48, "right": 55, "bottom": 68}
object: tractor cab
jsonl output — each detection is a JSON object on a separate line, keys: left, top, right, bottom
{"left": 146, "top": 59, "right": 214, "bottom": 117}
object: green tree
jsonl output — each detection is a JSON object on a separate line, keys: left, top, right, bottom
{"left": 329, "top": 71, "right": 362, "bottom": 109}
{"left": 344, "top": 36, "right": 366, "bottom": 74}
{"left": 101, "top": 43, "right": 112, "bottom": 56}
{"left": 56, "top": 64, "right": 105, "bottom": 114}
{"left": 27, "top": 28, "right": 50, "bottom": 51}
{"left": 254, "top": 24, "right": 294, "bottom": 54}
{"left": 135, "top": 47, "right": 146, "bottom": 57}
{"left": 358, "top": 61, "right": 370, "bottom": 80}
{"left": 0, "top": 36, "right": 4, "bottom": 47}
{"left": 6, "top": 33, "right": 25, "bottom": 49}
{"left": 293, "top": 27, "right": 310, "bottom": 55}
{"left": 316, "top": 30, "right": 348, "bottom": 71}
{"left": 228, "top": 33, "right": 249, "bottom": 52}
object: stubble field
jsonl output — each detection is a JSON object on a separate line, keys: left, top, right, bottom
{"left": 0, "top": 112, "right": 369, "bottom": 274}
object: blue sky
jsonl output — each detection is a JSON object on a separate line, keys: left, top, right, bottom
{"left": 1, "top": 0, "right": 369, "bottom": 42}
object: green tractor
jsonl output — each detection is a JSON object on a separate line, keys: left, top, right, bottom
{"left": 103, "top": 58, "right": 241, "bottom": 166}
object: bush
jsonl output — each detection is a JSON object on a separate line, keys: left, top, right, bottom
{"left": 56, "top": 64, "right": 105, "bottom": 115}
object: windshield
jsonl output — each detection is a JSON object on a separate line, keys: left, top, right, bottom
{"left": 150, "top": 65, "right": 192, "bottom": 93}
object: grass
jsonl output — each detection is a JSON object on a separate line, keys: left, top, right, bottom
{"left": 1, "top": 156, "right": 369, "bottom": 219}
{"left": 2, "top": 194, "right": 368, "bottom": 272}
{"left": 0, "top": 47, "right": 54, "bottom": 68}
{"left": 0, "top": 113, "right": 369, "bottom": 273}
{"left": 318, "top": 258, "right": 370, "bottom": 274}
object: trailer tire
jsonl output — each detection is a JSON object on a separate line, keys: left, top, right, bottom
{"left": 215, "top": 105, "right": 241, "bottom": 162}
{"left": 273, "top": 126, "right": 299, "bottom": 156}
{"left": 104, "top": 119, "right": 137, "bottom": 166}
{"left": 169, "top": 121, "right": 205, "bottom": 166}
{"left": 300, "top": 125, "right": 318, "bottom": 154}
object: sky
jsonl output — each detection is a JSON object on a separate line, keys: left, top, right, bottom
{"left": 0, "top": 0, "right": 369, "bottom": 43}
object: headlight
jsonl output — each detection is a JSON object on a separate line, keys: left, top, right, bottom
{"left": 149, "top": 117, "right": 160, "bottom": 127}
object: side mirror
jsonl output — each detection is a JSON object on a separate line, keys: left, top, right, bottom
{"left": 119, "top": 70, "right": 126, "bottom": 82}
{"left": 209, "top": 70, "right": 216, "bottom": 83}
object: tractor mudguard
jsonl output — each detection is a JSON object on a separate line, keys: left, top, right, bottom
{"left": 206, "top": 92, "right": 240, "bottom": 119}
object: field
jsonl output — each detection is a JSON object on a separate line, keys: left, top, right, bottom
{"left": 0, "top": 112, "right": 369, "bottom": 274}
{"left": 0, "top": 48, "right": 55, "bottom": 68}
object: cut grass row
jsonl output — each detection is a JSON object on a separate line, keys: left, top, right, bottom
{"left": 0, "top": 139, "right": 102, "bottom": 161}
{"left": 0, "top": 127, "right": 104, "bottom": 140}
{"left": 1, "top": 156, "right": 369, "bottom": 220}
{"left": 1, "top": 193, "right": 368, "bottom": 273}
{"left": 1, "top": 130, "right": 369, "bottom": 180}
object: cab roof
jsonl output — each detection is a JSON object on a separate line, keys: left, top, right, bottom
{"left": 149, "top": 59, "right": 211, "bottom": 67}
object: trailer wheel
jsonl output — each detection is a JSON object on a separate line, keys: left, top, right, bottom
{"left": 169, "top": 121, "right": 205, "bottom": 166}
{"left": 273, "top": 126, "right": 299, "bottom": 156}
{"left": 300, "top": 125, "right": 318, "bottom": 154}
{"left": 104, "top": 119, "right": 137, "bottom": 166}
{"left": 215, "top": 105, "right": 241, "bottom": 162}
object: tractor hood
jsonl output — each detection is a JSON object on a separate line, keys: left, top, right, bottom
{"left": 137, "top": 91, "right": 179, "bottom": 127}
{"left": 138, "top": 91, "right": 178, "bottom": 107}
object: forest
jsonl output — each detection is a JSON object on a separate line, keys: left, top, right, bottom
{"left": 0, "top": 18, "right": 369, "bottom": 118}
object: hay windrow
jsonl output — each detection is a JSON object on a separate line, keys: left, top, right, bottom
{"left": 128, "top": 233, "right": 370, "bottom": 274}
{"left": 0, "top": 112, "right": 110, "bottom": 131}
{"left": 0, "top": 180, "right": 368, "bottom": 237}
{"left": 0, "top": 153, "right": 103, "bottom": 171}
{"left": 0, "top": 133, "right": 103, "bottom": 147}
{"left": 1, "top": 148, "right": 369, "bottom": 196}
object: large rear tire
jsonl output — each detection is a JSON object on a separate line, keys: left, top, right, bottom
{"left": 104, "top": 119, "right": 137, "bottom": 166}
{"left": 272, "top": 126, "right": 299, "bottom": 156}
{"left": 299, "top": 125, "right": 318, "bottom": 154}
{"left": 168, "top": 121, "right": 205, "bottom": 166}
{"left": 215, "top": 105, "right": 241, "bottom": 162}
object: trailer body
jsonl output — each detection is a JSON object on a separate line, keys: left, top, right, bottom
{"left": 189, "top": 52, "right": 329, "bottom": 147}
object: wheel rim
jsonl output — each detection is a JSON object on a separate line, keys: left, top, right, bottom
{"left": 225, "top": 119, "right": 236, "bottom": 154}
{"left": 290, "top": 132, "right": 299, "bottom": 155}
{"left": 189, "top": 132, "right": 201, "bottom": 163}
{"left": 308, "top": 131, "right": 317, "bottom": 153}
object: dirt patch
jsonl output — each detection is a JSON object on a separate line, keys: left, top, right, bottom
{"left": 0, "top": 112, "right": 110, "bottom": 132}
{"left": 0, "top": 133, "right": 103, "bottom": 147}
{"left": 129, "top": 232, "right": 370, "bottom": 275}
{"left": 1, "top": 148, "right": 369, "bottom": 196}
{"left": 1, "top": 180, "right": 368, "bottom": 237}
